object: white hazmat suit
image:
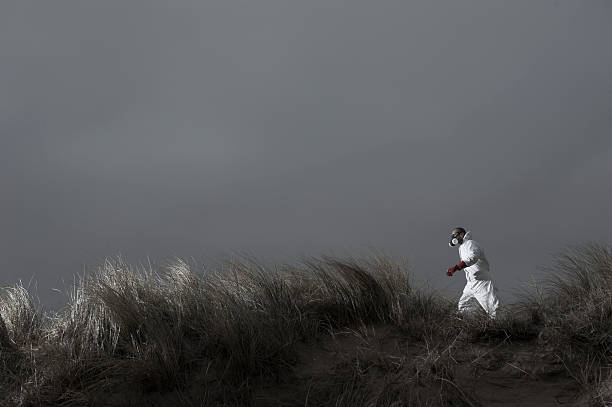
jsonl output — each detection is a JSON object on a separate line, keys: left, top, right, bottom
{"left": 456, "top": 231, "right": 500, "bottom": 318}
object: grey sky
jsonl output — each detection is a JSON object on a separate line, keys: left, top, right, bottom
{"left": 2, "top": 1, "right": 611, "bottom": 308}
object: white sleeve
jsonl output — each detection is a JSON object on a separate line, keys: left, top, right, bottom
{"left": 462, "top": 242, "right": 482, "bottom": 267}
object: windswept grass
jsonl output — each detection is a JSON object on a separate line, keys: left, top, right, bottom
{"left": 0, "top": 244, "right": 611, "bottom": 406}
{"left": 520, "top": 243, "right": 612, "bottom": 404}
{"left": 0, "top": 281, "right": 41, "bottom": 347}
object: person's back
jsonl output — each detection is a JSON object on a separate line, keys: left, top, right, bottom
{"left": 458, "top": 232, "right": 492, "bottom": 283}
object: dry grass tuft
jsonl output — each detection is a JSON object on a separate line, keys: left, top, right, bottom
{"left": 0, "top": 244, "right": 610, "bottom": 405}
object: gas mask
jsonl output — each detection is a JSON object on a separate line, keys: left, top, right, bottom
{"left": 449, "top": 233, "right": 462, "bottom": 247}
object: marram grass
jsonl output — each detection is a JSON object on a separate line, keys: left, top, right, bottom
{"left": 0, "top": 245, "right": 611, "bottom": 406}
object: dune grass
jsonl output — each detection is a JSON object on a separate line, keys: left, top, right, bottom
{"left": 520, "top": 243, "right": 612, "bottom": 403}
{"left": 0, "top": 244, "right": 611, "bottom": 406}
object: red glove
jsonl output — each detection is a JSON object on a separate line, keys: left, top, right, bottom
{"left": 446, "top": 261, "right": 467, "bottom": 277}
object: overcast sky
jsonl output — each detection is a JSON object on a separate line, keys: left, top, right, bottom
{"left": 2, "top": 1, "right": 611, "bottom": 308}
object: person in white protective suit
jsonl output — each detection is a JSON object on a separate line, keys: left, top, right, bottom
{"left": 446, "top": 227, "right": 500, "bottom": 318}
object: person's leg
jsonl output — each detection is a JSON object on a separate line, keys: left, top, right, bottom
{"left": 473, "top": 281, "right": 500, "bottom": 318}
{"left": 457, "top": 285, "right": 475, "bottom": 315}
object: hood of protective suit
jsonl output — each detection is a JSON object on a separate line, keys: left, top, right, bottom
{"left": 461, "top": 231, "right": 473, "bottom": 243}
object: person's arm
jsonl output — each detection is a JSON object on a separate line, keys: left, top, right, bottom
{"left": 461, "top": 243, "right": 482, "bottom": 267}
{"left": 447, "top": 261, "right": 467, "bottom": 276}
{"left": 447, "top": 243, "right": 482, "bottom": 276}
